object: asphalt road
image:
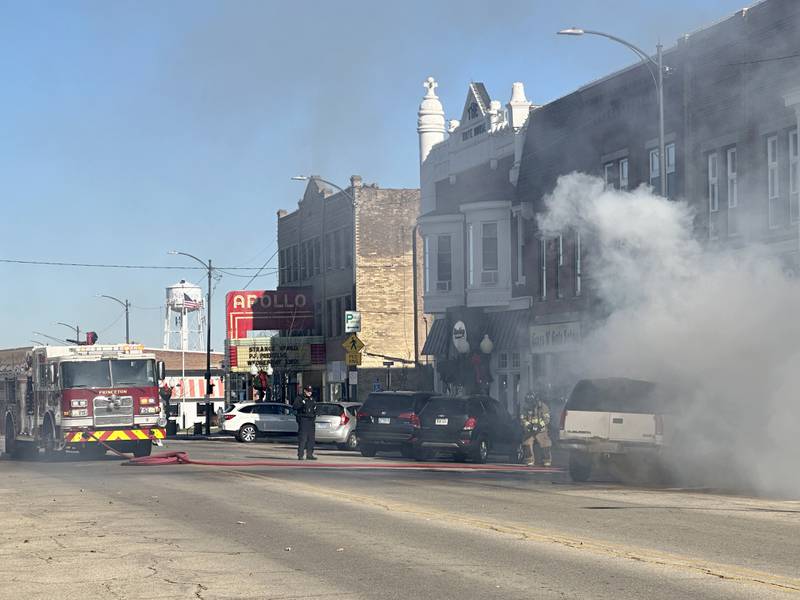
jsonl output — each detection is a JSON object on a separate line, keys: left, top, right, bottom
{"left": 1, "top": 437, "right": 798, "bottom": 600}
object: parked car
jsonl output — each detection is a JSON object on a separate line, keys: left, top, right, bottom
{"left": 315, "top": 402, "right": 361, "bottom": 450}
{"left": 222, "top": 402, "right": 297, "bottom": 442}
{"left": 414, "top": 395, "right": 524, "bottom": 463}
{"left": 559, "top": 378, "right": 678, "bottom": 482}
{"left": 356, "top": 391, "right": 434, "bottom": 457}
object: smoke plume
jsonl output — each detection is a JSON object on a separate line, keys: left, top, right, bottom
{"left": 539, "top": 172, "right": 800, "bottom": 497}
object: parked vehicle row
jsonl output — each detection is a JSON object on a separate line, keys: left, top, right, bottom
{"left": 221, "top": 401, "right": 361, "bottom": 451}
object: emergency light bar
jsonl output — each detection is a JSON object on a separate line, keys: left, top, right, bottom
{"left": 68, "top": 344, "right": 145, "bottom": 356}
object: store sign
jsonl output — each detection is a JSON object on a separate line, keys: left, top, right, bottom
{"left": 226, "top": 337, "right": 321, "bottom": 372}
{"left": 226, "top": 288, "right": 314, "bottom": 339}
{"left": 530, "top": 322, "right": 581, "bottom": 354}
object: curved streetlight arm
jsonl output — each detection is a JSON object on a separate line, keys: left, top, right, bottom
{"left": 559, "top": 28, "right": 659, "bottom": 89}
{"left": 168, "top": 250, "right": 208, "bottom": 270}
{"left": 292, "top": 175, "right": 356, "bottom": 205}
{"left": 98, "top": 294, "right": 126, "bottom": 308}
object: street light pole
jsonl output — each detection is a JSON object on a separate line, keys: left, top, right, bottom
{"left": 98, "top": 294, "right": 130, "bottom": 343}
{"left": 169, "top": 250, "right": 214, "bottom": 436}
{"left": 558, "top": 28, "right": 667, "bottom": 197}
{"left": 55, "top": 322, "right": 80, "bottom": 344}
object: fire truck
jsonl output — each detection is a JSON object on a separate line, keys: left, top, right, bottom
{"left": 1, "top": 344, "right": 167, "bottom": 459}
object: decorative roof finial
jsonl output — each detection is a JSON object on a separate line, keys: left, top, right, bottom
{"left": 424, "top": 76, "right": 438, "bottom": 98}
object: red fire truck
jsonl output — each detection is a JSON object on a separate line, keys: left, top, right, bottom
{"left": 1, "top": 344, "right": 167, "bottom": 459}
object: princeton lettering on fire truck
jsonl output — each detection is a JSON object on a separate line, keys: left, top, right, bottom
{"left": 66, "top": 428, "right": 166, "bottom": 443}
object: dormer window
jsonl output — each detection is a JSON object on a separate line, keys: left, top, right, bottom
{"left": 467, "top": 102, "right": 480, "bottom": 120}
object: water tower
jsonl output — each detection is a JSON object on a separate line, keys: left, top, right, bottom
{"left": 163, "top": 280, "right": 206, "bottom": 351}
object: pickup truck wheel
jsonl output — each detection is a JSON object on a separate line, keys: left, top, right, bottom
{"left": 359, "top": 444, "right": 377, "bottom": 457}
{"left": 569, "top": 452, "right": 593, "bottom": 482}
{"left": 472, "top": 438, "right": 489, "bottom": 464}
{"left": 236, "top": 424, "right": 257, "bottom": 443}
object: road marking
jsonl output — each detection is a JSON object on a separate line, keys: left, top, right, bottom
{"left": 229, "top": 470, "right": 800, "bottom": 594}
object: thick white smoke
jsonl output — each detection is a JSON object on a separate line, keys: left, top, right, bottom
{"left": 538, "top": 173, "right": 800, "bottom": 497}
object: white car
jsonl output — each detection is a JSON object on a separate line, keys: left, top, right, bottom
{"left": 222, "top": 402, "right": 297, "bottom": 443}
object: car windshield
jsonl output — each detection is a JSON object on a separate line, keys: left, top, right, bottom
{"left": 567, "top": 379, "right": 668, "bottom": 414}
{"left": 363, "top": 394, "right": 416, "bottom": 413}
{"left": 110, "top": 359, "right": 156, "bottom": 386}
{"left": 423, "top": 397, "right": 468, "bottom": 415}
{"left": 61, "top": 361, "right": 112, "bottom": 389}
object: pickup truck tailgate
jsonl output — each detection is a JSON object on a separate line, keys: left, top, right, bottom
{"left": 562, "top": 410, "right": 610, "bottom": 440}
{"left": 609, "top": 412, "right": 657, "bottom": 443}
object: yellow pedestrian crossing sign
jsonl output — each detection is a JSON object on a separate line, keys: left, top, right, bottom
{"left": 342, "top": 334, "right": 364, "bottom": 353}
{"left": 346, "top": 352, "right": 362, "bottom": 366}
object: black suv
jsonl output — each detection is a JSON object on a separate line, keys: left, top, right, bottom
{"left": 356, "top": 391, "right": 434, "bottom": 457}
{"left": 415, "top": 395, "right": 523, "bottom": 463}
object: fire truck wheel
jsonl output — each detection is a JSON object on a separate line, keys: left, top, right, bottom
{"left": 4, "top": 416, "right": 17, "bottom": 457}
{"left": 42, "top": 416, "right": 61, "bottom": 460}
{"left": 78, "top": 445, "right": 107, "bottom": 459}
{"left": 133, "top": 441, "right": 152, "bottom": 458}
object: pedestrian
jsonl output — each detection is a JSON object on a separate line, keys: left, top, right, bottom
{"left": 521, "top": 393, "right": 552, "bottom": 467}
{"left": 292, "top": 385, "right": 317, "bottom": 460}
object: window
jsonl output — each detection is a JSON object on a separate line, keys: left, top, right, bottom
{"left": 300, "top": 242, "right": 308, "bottom": 281}
{"left": 325, "top": 233, "right": 333, "bottom": 270}
{"left": 481, "top": 222, "right": 498, "bottom": 286}
{"left": 649, "top": 148, "right": 660, "bottom": 187}
{"left": 665, "top": 143, "right": 676, "bottom": 197}
{"left": 574, "top": 231, "right": 582, "bottom": 297}
{"left": 279, "top": 249, "right": 287, "bottom": 285}
{"left": 333, "top": 229, "right": 342, "bottom": 268}
{"left": 515, "top": 215, "right": 525, "bottom": 284}
{"left": 473, "top": 123, "right": 486, "bottom": 136}
{"left": 768, "top": 135, "right": 780, "bottom": 228}
{"left": 461, "top": 128, "right": 474, "bottom": 141}
{"left": 539, "top": 238, "right": 547, "bottom": 300}
{"left": 467, "top": 102, "right": 480, "bottom": 120}
{"left": 335, "top": 297, "right": 343, "bottom": 337}
{"left": 604, "top": 163, "right": 615, "bottom": 189}
{"left": 511, "top": 353, "right": 520, "bottom": 369}
{"left": 423, "top": 236, "right": 430, "bottom": 292}
{"left": 791, "top": 130, "right": 799, "bottom": 221}
{"left": 289, "top": 246, "right": 298, "bottom": 282}
{"left": 344, "top": 228, "right": 353, "bottom": 267}
{"left": 467, "top": 224, "right": 474, "bottom": 287}
{"left": 727, "top": 148, "right": 737, "bottom": 209}
{"left": 708, "top": 153, "right": 719, "bottom": 213}
{"left": 436, "top": 235, "right": 452, "bottom": 291}
{"left": 498, "top": 353, "right": 508, "bottom": 370}
{"left": 619, "top": 158, "right": 629, "bottom": 191}
{"left": 555, "top": 234, "right": 563, "bottom": 299}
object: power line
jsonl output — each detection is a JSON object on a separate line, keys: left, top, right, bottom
{"left": 725, "top": 51, "right": 800, "bottom": 66}
{"left": 243, "top": 248, "right": 280, "bottom": 290}
{"left": 0, "top": 258, "right": 278, "bottom": 271}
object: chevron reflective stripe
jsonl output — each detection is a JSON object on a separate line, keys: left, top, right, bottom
{"left": 64, "top": 428, "right": 166, "bottom": 443}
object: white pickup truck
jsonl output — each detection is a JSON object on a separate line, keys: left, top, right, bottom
{"left": 559, "top": 378, "right": 675, "bottom": 482}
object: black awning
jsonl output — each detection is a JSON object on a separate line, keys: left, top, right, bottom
{"left": 487, "top": 309, "right": 529, "bottom": 351}
{"left": 422, "top": 318, "right": 449, "bottom": 356}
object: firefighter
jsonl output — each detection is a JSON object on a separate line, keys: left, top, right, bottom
{"left": 292, "top": 385, "right": 317, "bottom": 460}
{"left": 521, "top": 393, "right": 552, "bottom": 467}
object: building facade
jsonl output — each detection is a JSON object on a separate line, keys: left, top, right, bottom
{"left": 417, "top": 77, "right": 535, "bottom": 416}
{"left": 277, "top": 177, "right": 430, "bottom": 402}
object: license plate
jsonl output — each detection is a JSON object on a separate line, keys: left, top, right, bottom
{"left": 435, "top": 417, "right": 448, "bottom": 426}
{"left": 378, "top": 417, "right": 390, "bottom": 424}
{"left": 316, "top": 422, "right": 330, "bottom": 429}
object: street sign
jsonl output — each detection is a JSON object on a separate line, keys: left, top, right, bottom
{"left": 345, "top": 351, "right": 362, "bottom": 366}
{"left": 344, "top": 311, "right": 361, "bottom": 333}
{"left": 348, "top": 370, "right": 358, "bottom": 385}
{"left": 342, "top": 333, "right": 365, "bottom": 353}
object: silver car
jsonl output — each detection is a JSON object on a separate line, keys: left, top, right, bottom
{"left": 315, "top": 402, "right": 361, "bottom": 450}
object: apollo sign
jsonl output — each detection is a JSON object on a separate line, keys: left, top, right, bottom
{"left": 226, "top": 288, "right": 315, "bottom": 339}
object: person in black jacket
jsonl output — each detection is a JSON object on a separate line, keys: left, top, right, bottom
{"left": 293, "top": 385, "right": 317, "bottom": 460}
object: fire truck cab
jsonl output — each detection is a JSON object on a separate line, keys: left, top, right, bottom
{"left": 1, "top": 344, "right": 167, "bottom": 459}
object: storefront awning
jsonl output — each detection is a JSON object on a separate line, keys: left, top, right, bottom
{"left": 487, "top": 309, "right": 529, "bottom": 351}
{"left": 422, "top": 318, "right": 449, "bottom": 356}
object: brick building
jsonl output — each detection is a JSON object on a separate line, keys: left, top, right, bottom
{"left": 515, "top": 0, "right": 800, "bottom": 395}
{"left": 277, "top": 176, "right": 431, "bottom": 402}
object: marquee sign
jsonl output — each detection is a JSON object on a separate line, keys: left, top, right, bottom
{"left": 225, "top": 288, "right": 315, "bottom": 339}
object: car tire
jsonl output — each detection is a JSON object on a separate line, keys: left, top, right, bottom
{"left": 344, "top": 431, "right": 359, "bottom": 451}
{"left": 569, "top": 451, "right": 593, "bottom": 482}
{"left": 359, "top": 443, "right": 377, "bottom": 457}
{"left": 472, "top": 438, "right": 489, "bottom": 464}
{"left": 133, "top": 441, "right": 152, "bottom": 458}
{"left": 42, "top": 415, "right": 61, "bottom": 461}
{"left": 236, "top": 424, "right": 257, "bottom": 443}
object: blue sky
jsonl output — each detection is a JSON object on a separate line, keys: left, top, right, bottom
{"left": 0, "top": 0, "right": 750, "bottom": 350}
